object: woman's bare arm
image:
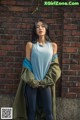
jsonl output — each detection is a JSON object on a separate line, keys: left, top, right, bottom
{"left": 52, "top": 42, "right": 57, "bottom": 55}
{"left": 25, "top": 42, "right": 33, "bottom": 61}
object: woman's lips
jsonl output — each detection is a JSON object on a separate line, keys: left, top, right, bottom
{"left": 39, "top": 31, "right": 43, "bottom": 33}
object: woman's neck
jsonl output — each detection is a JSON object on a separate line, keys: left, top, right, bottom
{"left": 38, "top": 36, "right": 46, "bottom": 45}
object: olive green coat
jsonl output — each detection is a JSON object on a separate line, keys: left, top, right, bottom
{"left": 13, "top": 57, "right": 61, "bottom": 120}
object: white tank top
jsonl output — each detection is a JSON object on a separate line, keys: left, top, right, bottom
{"left": 31, "top": 41, "right": 53, "bottom": 80}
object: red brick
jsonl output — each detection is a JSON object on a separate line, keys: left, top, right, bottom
{"left": 0, "top": 45, "right": 15, "bottom": 51}
{"left": 62, "top": 93, "right": 77, "bottom": 98}
{"left": 0, "top": 88, "right": 18, "bottom": 94}
{"left": 76, "top": 13, "right": 80, "bottom": 18}
{"left": 77, "top": 93, "right": 80, "bottom": 98}
{"left": 7, "top": 62, "right": 22, "bottom": 68}
{"left": 7, "top": 51, "right": 23, "bottom": 56}
{"left": 62, "top": 76, "right": 69, "bottom": 81}
{"left": 63, "top": 43, "right": 70, "bottom": 46}
{"left": 62, "top": 65, "right": 69, "bottom": 70}
{"left": 6, "top": 73, "right": 19, "bottom": 79}
{"left": 64, "top": 24, "right": 77, "bottom": 30}
{"left": 0, "top": 84, "right": 17, "bottom": 89}
{"left": 0, "top": 51, "right": 6, "bottom": 56}
{"left": 62, "top": 53, "right": 69, "bottom": 58}
{"left": 0, "top": 68, "right": 6, "bottom": 73}
{"left": 70, "top": 43, "right": 80, "bottom": 47}
{"left": 70, "top": 54, "right": 79, "bottom": 59}
{"left": 1, "top": 0, "right": 16, "bottom": 5}
{"left": 63, "top": 31, "right": 72, "bottom": 35}
{"left": 0, "top": 74, "right": 5, "bottom": 78}
{"left": 70, "top": 65, "right": 80, "bottom": 70}
{"left": 63, "top": 47, "right": 78, "bottom": 53}
{"left": 72, "top": 31, "right": 80, "bottom": 36}
{"left": 8, "top": 6, "right": 25, "bottom": 12}
{"left": 64, "top": 18, "right": 72, "bottom": 24}
{"left": 62, "top": 81, "right": 77, "bottom": 87}
{"left": 3, "top": 57, "right": 15, "bottom": 62}
{"left": 78, "top": 71, "right": 80, "bottom": 75}
{"left": 0, "top": 79, "right": 14, "bottom": 84}
{"left": 16, "top": 1, "right": 33, "bottom": 6}
{"left": 61, "top": 87, "right": 69, "bottom": 93}
{"left": 76, "top": 82, "right": 80, "bottom": 87}
{"left": 69, "top": 77, "right": 80, "bottom": 81}
{"left": 14, "top": 68, "right": 21, "bottom": 73}
{"left": 63, "top": 36, "right": 80, "bottom": 42}
{"left": 62, "top": 70, "right": 77, "bottom": 75}
{"left": 62, "top": 59, "right": 72, "bottom": 64}
{"left": 69, "top": 87, "right": 80, "bottom": 93}
{"left": 64, "top": 12, "right": 77, "bottom": 18}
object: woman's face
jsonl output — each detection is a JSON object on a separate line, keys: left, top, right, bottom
{"left": 35, "top": 21, "right": 46, "bottom": 37}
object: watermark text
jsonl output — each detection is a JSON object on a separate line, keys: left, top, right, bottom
{"left": 44, "top": 1, "right": 80, "bottom": 6}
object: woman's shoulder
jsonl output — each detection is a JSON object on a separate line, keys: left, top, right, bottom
{"left": 51, "top": 42, "right": 57, "bottom": 48}
{"left": 51, "top": 42, "right": 57, "bottom": 54}
{"left": 26, "top": 41, "right": 33, "bottom": 51}
{"left": 26, "top": 41, "right": 33, "bottom": 48}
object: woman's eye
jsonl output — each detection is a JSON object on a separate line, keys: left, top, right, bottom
{"left": 36, "top": 26, "right": 39, "bottom": 28}
{"left": 36, "top": 25, "right": 45, "bottom": 28}
{"left": 42, "top": 25, "right": 45, "bottom": 27}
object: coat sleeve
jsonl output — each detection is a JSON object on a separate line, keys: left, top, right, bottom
{"left": 39, "top": 54, "right": 61, "bottom": 87}
{"left": 20, "top": 67, "right": 39, "bottom": 88}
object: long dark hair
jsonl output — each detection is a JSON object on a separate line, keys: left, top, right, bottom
{"left": 31, "top": 19, "right": 51, "bottom": 43}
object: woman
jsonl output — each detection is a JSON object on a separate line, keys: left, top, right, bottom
{"left": 25, "top": 19, "right": 57, "bottom": 120}
{"left": 13, "top": 19, "right": 61, "bottom": 120}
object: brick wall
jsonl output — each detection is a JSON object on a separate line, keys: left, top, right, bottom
{"left": 62, "top": 7, "right": 80, "bottom": 98}
{"left": 0, "top": 0, "right": 80, "bottom": 98}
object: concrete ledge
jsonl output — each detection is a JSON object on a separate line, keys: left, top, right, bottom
{"left": 56, "top": 98, "right": 80, "bottom": 120}
{"left": 0, "top": 95, "right": 80, "bottom": 120}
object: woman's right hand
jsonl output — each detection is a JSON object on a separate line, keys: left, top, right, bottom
{"left": 30, "top": 80, "right": 40, "bottom": 88}
{"left": 30, "top": 80, "right": 45, "bottom": 88}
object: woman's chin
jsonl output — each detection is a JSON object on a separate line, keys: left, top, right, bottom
{"left": 38, "top": 34, "right": 45, "bottom": 37}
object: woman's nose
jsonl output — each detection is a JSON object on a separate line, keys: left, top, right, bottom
{"left": 39, "top": 26, "right": 42, "bottom": 29}
{"left": 39, "top": 27, "right": 42, "bottom": 30}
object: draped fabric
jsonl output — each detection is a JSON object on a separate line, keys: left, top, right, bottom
{"left": 13, "top": 54, "right": 61, "bottom": 120}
